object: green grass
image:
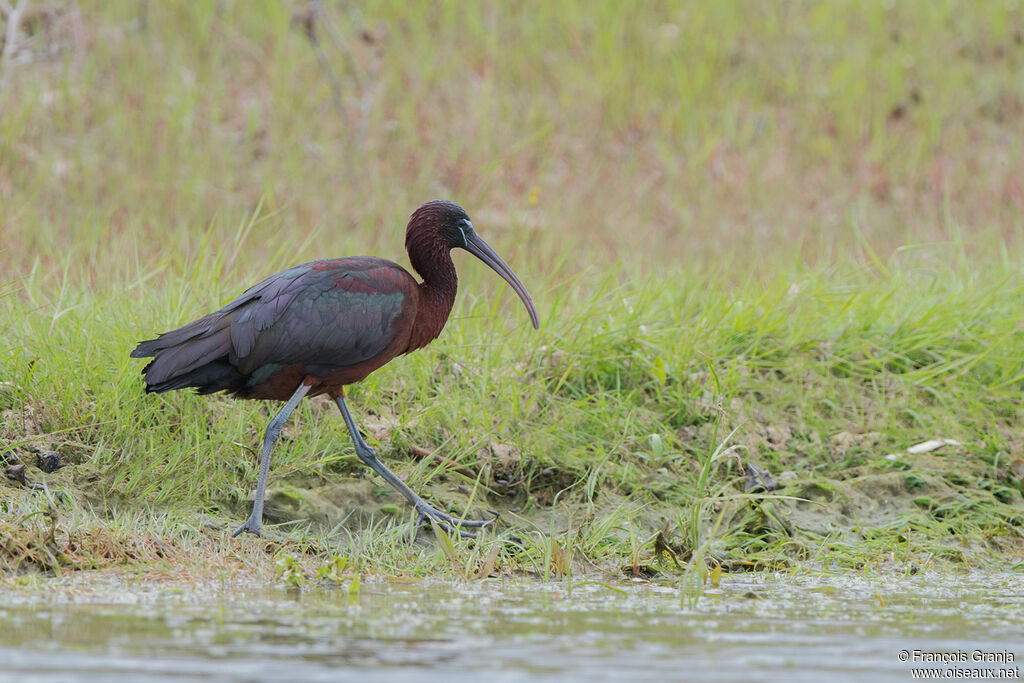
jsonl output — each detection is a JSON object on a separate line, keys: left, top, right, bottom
{"left": 3, "top": 251, "right": 1022, "bottom": 576}
{"left": 1, "top": 1, "right": 1023, "bottom": 578}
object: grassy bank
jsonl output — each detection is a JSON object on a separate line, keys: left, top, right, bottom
{"left": 3, "top": 255, "right": 1022, "bottom": 577}
{"left": 1, "top": 1, "right": 1023, "bottom": 579}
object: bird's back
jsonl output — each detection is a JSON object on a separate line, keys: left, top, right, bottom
{"left": 131, "top": 258, "right": 419, "bottom": 400}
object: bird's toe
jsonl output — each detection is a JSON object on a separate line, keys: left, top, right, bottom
{"left": 230, "top": 519, "right": 263, "bottom": 538}
{"left": 414, "top": 502, "right": 495, "bottom": 536}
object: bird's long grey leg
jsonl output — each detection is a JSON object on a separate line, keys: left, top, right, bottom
{"left": 232, "top": 381, "right": 313, "bottom": 538}
{"left": 333, "top": 395, "right": 493, "bottom": 533}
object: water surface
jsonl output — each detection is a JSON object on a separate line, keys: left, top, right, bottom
{"left": 1, "top": 572, "right": 1021, "bottom": 682}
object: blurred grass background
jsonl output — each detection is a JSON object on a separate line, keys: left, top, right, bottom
{"left": 1, "top": 1, "right": 1022, "bottom": 570}
{"left": 2, "top": 0, "right": 1022, "bottom": 281}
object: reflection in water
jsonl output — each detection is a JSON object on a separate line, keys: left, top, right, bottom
{"left": 1, "top": 573, "right": 1022, "bottom": 682}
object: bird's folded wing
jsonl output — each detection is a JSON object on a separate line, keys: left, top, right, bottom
{"left": 230, "top": 258, "right": 413, "bottom": 374}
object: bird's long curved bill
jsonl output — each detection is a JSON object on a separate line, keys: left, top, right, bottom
{"left": 464, "top": 232, "right": 540, "bottom": 329}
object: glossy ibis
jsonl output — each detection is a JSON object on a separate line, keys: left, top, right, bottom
{"left": 131, "top": 200, "right": 539, "bottom": 538}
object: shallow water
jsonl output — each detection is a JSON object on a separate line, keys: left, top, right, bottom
{"left": 1, "top": 572, "right": 1022, "bottom": 682}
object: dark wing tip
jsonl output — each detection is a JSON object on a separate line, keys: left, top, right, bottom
{"left": 130, "top": 339, "right": 159, "bottom": 359}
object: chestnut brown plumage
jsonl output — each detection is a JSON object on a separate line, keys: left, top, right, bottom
{"left": 131, "top": 200, "right": 539, "bottom": 537}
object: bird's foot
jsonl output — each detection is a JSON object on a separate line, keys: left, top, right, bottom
{"left": 414, "top": 500, "right": 497, "bottom": 539}
{"left": 231, "top": 516, "right": 263, "bottom": 538}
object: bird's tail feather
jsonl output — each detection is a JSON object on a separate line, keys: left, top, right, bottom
{"left": 143, "top": 359, "right": 245, "bottom": 394}
{"left": 133, "top": 313, "right": 243, "bottom": 394}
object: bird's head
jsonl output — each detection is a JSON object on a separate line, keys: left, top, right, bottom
{"left": 406, "top": 200, "right": 540, "bottom": 330}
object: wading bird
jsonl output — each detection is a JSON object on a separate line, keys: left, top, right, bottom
{"left": 131, "top": 200, "right": 539, "bottom": 538}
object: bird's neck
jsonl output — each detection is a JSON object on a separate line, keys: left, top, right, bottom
{"left": 407, "top": 247, "right": 458, "bottom": 352}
